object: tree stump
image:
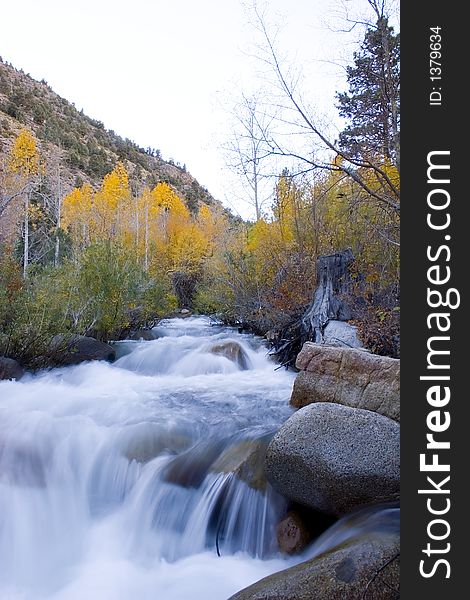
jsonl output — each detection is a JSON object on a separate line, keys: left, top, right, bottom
{"left": 269, "top": 249, "right": 355, "bottom": 368}
{"left": 301, "top": 249, "right": 354, "bottom": 343}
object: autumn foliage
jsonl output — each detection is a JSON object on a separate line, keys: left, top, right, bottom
{"left": 0, "top": 135, "right": 227, "bottom": 364}
{"left": 193, "top": 167, "right": 398, "bottom": 337}
{"left": 1, "top": 98, "right": 399, "bottom": 367}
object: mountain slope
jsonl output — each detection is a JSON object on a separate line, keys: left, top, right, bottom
{"left": 0, "top": 57, "right": 217, "bottom": 212}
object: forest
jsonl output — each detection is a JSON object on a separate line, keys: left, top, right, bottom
{"left": 0, "top": 2, "right": 403, "bottom": 599}
{"left": 0, "top": 5, "right": 399, "bottom": 370}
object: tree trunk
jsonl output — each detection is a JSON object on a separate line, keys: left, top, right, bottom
{"left": 172, "top": 271, "right": 197, "bottom": 309}
{"left": 253, "top": 153, "right": 260, "bottom": 221}
{"left": 301, "top": 249, "right": 354, "bottom": 342}
{"left": 269, "top": 249, "right": 355, "bottom": 368}
{"left": 54, "top": 199, "right": 61, "bottom": 267}
{"left": 23, "top": 194, "right": 29, "bottom": 278}
{"left": 54, "top": 235, "right": 60, "bottom": 267}
{"left": 54, "top": 163, "right": 62, "bottom": 267}
{"left": 144, "top": 204, "right": 149, "bottom": 272}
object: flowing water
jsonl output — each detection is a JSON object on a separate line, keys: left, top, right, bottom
{"left": 0, "top": 317, "right": 398, "bottom": 600}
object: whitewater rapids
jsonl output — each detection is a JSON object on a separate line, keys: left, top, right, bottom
{"left": 0, "top": 316, "right": 400, "bottom": 599}
{"left": 0, "top": 317, "right": 299, "bottom": 599}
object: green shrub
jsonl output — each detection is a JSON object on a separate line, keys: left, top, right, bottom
{"left": 0, "top": 243, "right": 175, "bottom": 369}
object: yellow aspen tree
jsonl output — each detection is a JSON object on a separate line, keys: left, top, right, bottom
{"left": 137, "top": 187, "right": 155, "bottom": 271}
{"left": 197, "top": 204, "right": 215, "bottom": 240}
{"left": 8, "top": 129, "right": 40, "bottom": 277}
{"left": 273, "top": 173, "right": 302, "bottom": 249}
{"left": 93, "top": 162, "right": 131, "bottom": 239}
{"left": 246, "top": 218, "right": 283, "bottom": 284}
{"left": 62, "top": 183, "right": 94, "bottom": 249}
{"left": 152, "top": 182, "right": 191, "bottom": 252}
{"left": 8, "top": 129, "right": 40, "bottom": 176}
{"left": 169, "top": 223, "right": 208, "bottom": 274}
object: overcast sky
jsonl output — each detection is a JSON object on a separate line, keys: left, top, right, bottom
{"left": 0, "top": 0, "right": 397, "bottom": 218}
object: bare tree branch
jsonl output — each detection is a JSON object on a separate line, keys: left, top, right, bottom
{"left": 246, "top": 1, "right": 400, "bottom": 217}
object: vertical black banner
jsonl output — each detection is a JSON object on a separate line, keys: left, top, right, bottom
{"left": 401, "top": 1, "right": 467, "bottom": 597}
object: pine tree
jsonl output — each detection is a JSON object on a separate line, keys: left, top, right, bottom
{"left": 336, "top": 17, "right": 400, "bottom": 168}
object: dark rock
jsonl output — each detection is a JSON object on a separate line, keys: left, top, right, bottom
{"left": 210, "top": 439, "right": 269, "bottom": 491}
{"left": 207, "top": 340, "right": 251, "bottom": 370}
{"left": 162, "top": 440, "right": 227, "bottom": 488}
{"left": 266, "top": 403, "right": 400, "bottom": 516}
{"left": 51, "top": 334, "right": 116, "bottom": 366}
{"left": 128, "top": 329, "right": 159, "bottom": 341}
{"left": 277, "top": 511, "right": 313, "bottom": 555}
{"left": 0, "top": 356, "right": 24, "bottom": 381}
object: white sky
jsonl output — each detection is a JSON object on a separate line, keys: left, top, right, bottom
{"left": 0, "top": 0, "right": 396, "bottom": 218}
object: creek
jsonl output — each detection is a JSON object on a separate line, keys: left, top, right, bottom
{"left": 0, "top": 317, "right": 398, "bottom": 599}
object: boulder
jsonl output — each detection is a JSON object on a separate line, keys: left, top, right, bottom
{"left": 291, "top": 342, "right": 400, "bottom": 422}
{"left": 51, "top": 335, "right": 116, "bottom": 366}
{"left": 162, "top": 440, "right": 227, "bottom": 488}
{"left": 207, "top": 340, "right": 251, "bottom": 370}
{"left": 322, "top": 320, "right": 363, "bottom": 349}
{"left": 276, "top": 511, "right": 313, "bottom": 555}
{"left": 128, "top": 329, "right": 159, "bottom": 341}
{"left": 229, "top": 531, "right": 399, "bottom": 600}
{"left": 0, "top": 356, "right": 24, "bottom": 381}
{"left": 164, "top": 437, "right": 271, "bottom": 491}
{"left": 210, "top": 439, "right": 269, "bottom": 491}
{"left": 266, "top": 403, "right": 400, "bottom": 516}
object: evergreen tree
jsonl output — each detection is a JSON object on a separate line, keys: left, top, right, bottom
{"left": 336, "top": 18, "right": 400, "bottom": 168}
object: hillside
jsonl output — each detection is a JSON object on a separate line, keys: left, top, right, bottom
{"left": 0, "top": 57, "right": 216, "bottom": 212}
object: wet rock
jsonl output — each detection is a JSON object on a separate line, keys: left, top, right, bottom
{"left": 162, "top": 440, "right": 227, "bottom": 488}
{"left": 266, "top": 403, "right": 400, "bottom": 516}
{"left": 207, "top": 340, "right": 251, "bottom": 370}
{"left": 50, "top": 334, "right": 116, "bottom": 366}
{"left": 120, "top": 425, "right": 191, "bottom": 463}
{"left": 110, "top": 340, "right": 135, "bottom": 360}
{"left": 128, "top": 329, "right": 159, "bottom": 341}
{"left": 0, "top": 356, "right": 24, "bottom": 381}
{"left": 229, "top": 532, "right": 399, "bottom": 600}
{"left": 276, "top": 511, "right": 313, "bottom": 555}
{"left": 210, "top": 439, "right": 269, "bottom": 491}
{"left": 291, "top": 342, "right": 400, "bottom": 422}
